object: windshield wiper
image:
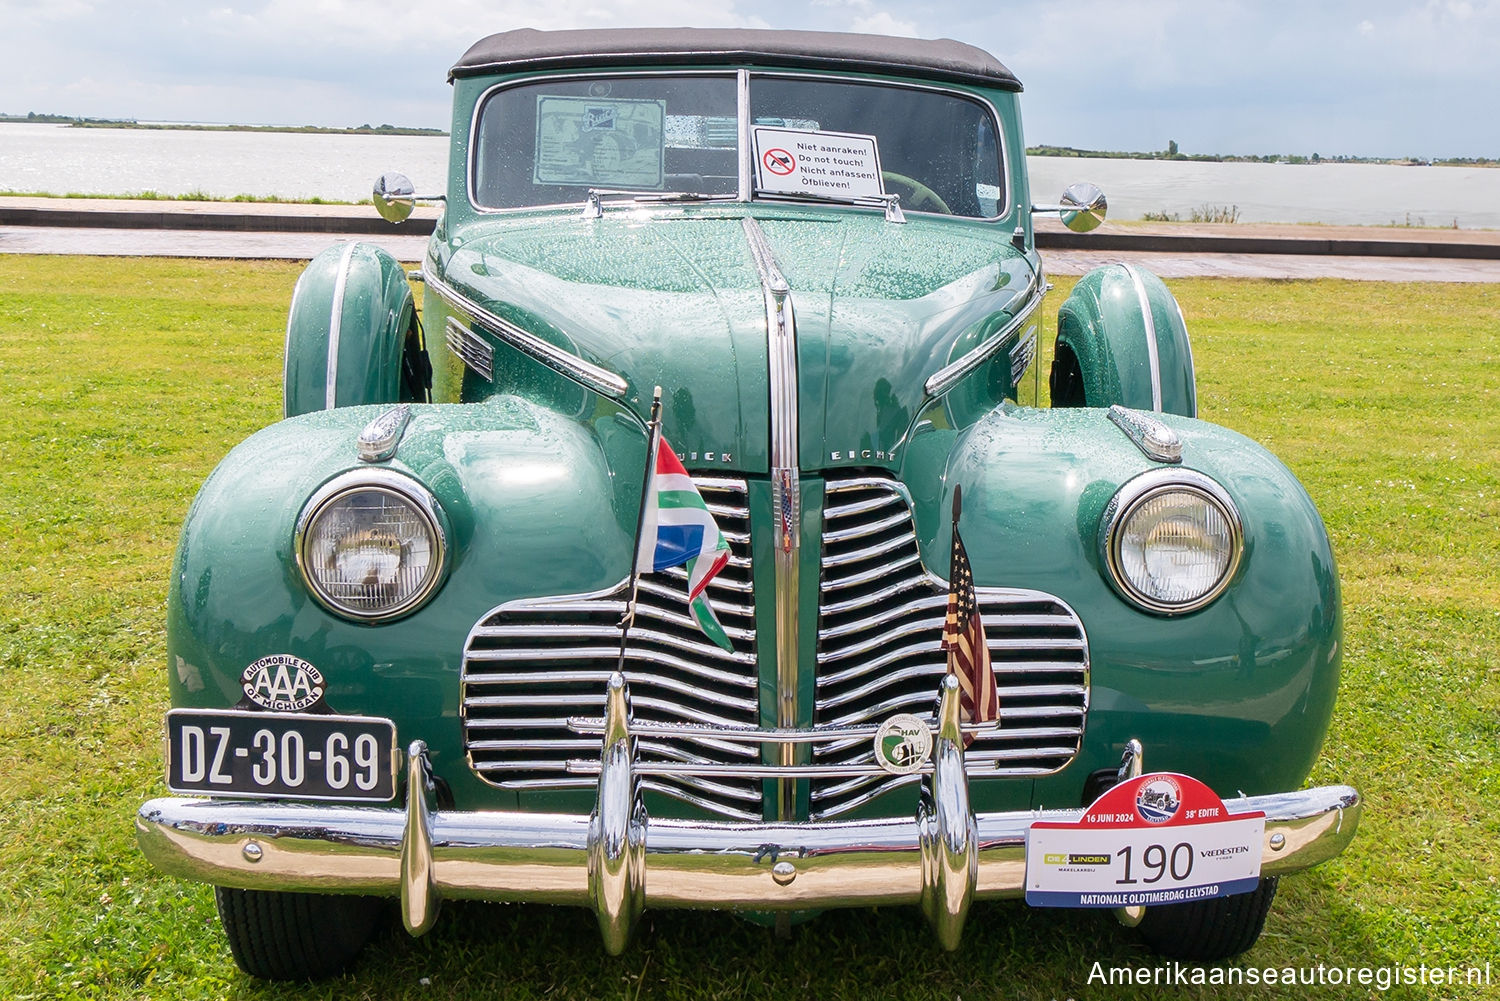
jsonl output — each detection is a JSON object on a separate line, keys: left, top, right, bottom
{"left": 581, "top": 188, "right": 738, "bottom": 218}
{"left": 751, "top": 188, "right": 905, "bottom": 223}
{"left": 633, "top": 191, "right": 739, "bottom": 203}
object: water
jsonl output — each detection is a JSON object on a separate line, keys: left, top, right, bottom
{"left": 0, "top": 123, "right": 449, "bottom": 203}
{"left": 1025, "top": 157, "right": 1500, "bottom": 229}
{"left": 3, "top": 123, "right": 1497, "bottom": 228}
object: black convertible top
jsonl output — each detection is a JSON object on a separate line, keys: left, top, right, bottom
{"left": 450, "top": 27, "right": 1021, "bottom": 91}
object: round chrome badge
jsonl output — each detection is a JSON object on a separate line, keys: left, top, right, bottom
{"left": 1135, "top": 775, "right": 1183, "bottom": 824}
{"left": 873, "top": 713, "right": 933, "bottom": 775}
{"left": 240, "top": 654, "right": 326, "bottom": 712}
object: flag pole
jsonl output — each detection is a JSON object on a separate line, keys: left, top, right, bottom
{"left": 617, "top": 387, "right": 664, "bottom": 674}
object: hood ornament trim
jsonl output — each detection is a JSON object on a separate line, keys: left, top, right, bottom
{"left": 1107, "top": 404, "right": 1183, "bottom": 464}
{"left": 357, "top": 404, "right": 414, "bottom": 463}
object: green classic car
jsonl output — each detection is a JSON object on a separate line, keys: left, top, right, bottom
{"left": 136, "top": 27, "right": 1360, "bottom": 980}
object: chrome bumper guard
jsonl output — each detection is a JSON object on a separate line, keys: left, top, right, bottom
{"left": 137, "top": 675, "right": 1361, "bottom": 953}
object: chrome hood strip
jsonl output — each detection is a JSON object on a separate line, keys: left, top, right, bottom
{"left": 423, "top": 267, "right": 630, "bottom": 400}
{"left": 742, "top": 216, "right": 801, "bottom": 819}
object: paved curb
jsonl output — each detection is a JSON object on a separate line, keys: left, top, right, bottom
{"left": 1037, "top": 230, "right": 1500, "bottom": 260}
{"left": 0, "top": 205, "right": 421, "bottom": 236}
{"left": 3, "top": 203, "right": 1499, "bottom": 261}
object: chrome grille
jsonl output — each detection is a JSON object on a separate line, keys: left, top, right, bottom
{"left": 814, "top": 477, "right": 1089, "bottom": 820}
{"left": 461, "top": 477, "right": 761, "bottom": 820}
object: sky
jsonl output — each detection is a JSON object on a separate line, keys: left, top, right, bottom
{"left": 3, "top": 0, "right": 1498, "bottom": 159}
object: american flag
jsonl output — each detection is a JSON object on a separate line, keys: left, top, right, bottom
{"left": 941, "top": 487, "right": 999, "bottom": 743}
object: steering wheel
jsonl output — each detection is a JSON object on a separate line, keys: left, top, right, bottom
{"left": 881, "top": 171, "right": 952, "bottom": 215}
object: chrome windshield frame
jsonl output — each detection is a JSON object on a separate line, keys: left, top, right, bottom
{"left": 464, "top": 68, "right": 1011, "bottom": 223}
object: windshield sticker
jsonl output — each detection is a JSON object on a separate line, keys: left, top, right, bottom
{"left": 752, "top": 126, "right": 885, "bottom": 200}
{"left": 751, "top": 117, "right": 821, "bottom": 130}
{"left": 534, "top": 96, "right": 666, "bottom": 189}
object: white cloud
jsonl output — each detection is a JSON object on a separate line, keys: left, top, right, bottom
{"left": 851, "top": 11, "right": 919, "bottom": 36}
{"left": 811, "top": 0, "right": 919, "bottom": 36}
{"left": 2, "top": 0, "right": 1498, "bottom": 156}
{"left": 0, "top": 0, "right": 771, "bottom": 125}
{"left": 8, "top": 0, "right": 96, "bottom": 22}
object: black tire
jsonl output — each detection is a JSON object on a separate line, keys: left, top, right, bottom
{"left": 214, "top": 886, "right": 383, "bottom": 980}
{"left": 1048, "top": 343, "right": 1087, "bottom": 408}
{"left": 399, "top": 315, "right": 433, "bottom": 404}
{"left": 1136, "top": 877, "right": 1278, "bottom": 961}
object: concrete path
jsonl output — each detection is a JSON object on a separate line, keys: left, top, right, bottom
{"left": 1035, "top": 217, "right": 1500, "bottom": 281}
{"left": 1042, "top": 249, "right": 1500, "bottom": 282}
{"left": 4, "top": 196, "right": 1498, "bottom": 281}
{"left": 0, "top": 225, "right": 431, "bottom": 262}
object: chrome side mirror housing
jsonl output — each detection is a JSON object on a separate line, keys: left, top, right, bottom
{"left": 1031, "top": 182, "right": 1108, "bottom": 233}
{"left": 373, "top": 172, "right": 416, "bottom": 224}
{"left": 1057, "top": 182, "right": 1107, "bottom": 233}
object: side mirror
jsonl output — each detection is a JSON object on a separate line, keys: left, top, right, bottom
{"left": 373, "top": 172, "right": 416, "bottom": 224}
{"left": 1058, "top": 182, "right": 1107, "bottom": 233}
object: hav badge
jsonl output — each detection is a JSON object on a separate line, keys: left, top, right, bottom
{"left": 873, "top": 713, "right": 932, "bottom": 775}
{"left": 238, "top": 654, "right": 327, "bottom": 712}
{"left": 1025, "top": 772, "right": 1265, "bottom": 908}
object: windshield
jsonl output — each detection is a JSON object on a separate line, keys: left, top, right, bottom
{"left": 471, "top": 73, "right": 1004, "bottom": 218}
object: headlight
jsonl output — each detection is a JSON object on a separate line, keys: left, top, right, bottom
{"left": 296, "top": 469, "right": 448, "bottom": 621}
{"left": 1100, "top": 469, "right": 1242, "bottom": 614}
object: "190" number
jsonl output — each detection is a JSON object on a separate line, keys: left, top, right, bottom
{"left": 1115, "top": 842, "right": 1194, "bottom": 884}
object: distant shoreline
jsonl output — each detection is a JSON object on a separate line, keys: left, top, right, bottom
{"left": 0, "top": 190, "right": 365, "bottom": 206}
{"left": 1027, "top": 144, "right": 1495, "bottom": 168}
{"left": 0, "top": 115, "right": 446, "bottom": 137}
{"left": 1, "top": 191, "right": 1495, "bottom": 232}
{"left": 1, "top": 115, "right": 1489, "bottom": 162}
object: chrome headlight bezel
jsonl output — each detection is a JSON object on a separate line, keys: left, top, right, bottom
{"left": 294, "top": 468, "right": 449, "bottom": 622}
{"left": 1099, "top": 468, "right": 1243, "bottom": 615}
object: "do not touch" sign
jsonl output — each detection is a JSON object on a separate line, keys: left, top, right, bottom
{"left": 752, "top": 126, "right": 885, "bottom": 201}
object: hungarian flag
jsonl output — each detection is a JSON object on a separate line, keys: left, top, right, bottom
{"left": 635, "top": 436, "right": 733, "bottom": 650}
{"left": 942, "top": 492, "right": 999, "bottom": 743}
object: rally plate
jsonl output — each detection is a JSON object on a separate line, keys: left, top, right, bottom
{"left": 1025, "top": 772, "right": 1265, "bottom": 908}
{"left": 166, "top": 709, "right": 397, "bottom": 802}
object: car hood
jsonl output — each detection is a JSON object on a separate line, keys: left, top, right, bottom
{"left": 438, "top": 209, "right": 1037, "bottom": 473}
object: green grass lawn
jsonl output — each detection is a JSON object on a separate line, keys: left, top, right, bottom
{"left": 0, "top": 257, "right": 1495, "bottom": 1000}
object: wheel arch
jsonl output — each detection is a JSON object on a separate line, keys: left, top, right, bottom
{"left": 284, "top": 242, "right": 428, "bottom": 417}
{"left": 1052, "top": 263, "right": 1197, "bottom": 416}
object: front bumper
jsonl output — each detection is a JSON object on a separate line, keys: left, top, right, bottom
{"left": 137, "top": 675, "right": 1360, "bottom": 951}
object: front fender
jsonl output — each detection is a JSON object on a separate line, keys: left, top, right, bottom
{"left": 1053, "top": 264, "right": 1197, "bottom": 416}
{"left": 167, "top": 396, "right": 647, "bottom": 807}
{"left": 284, "top": 243, "right": 419, "bottom": 416}
{"left": 901, "top": 404, "right": 1340, "bottom": 801}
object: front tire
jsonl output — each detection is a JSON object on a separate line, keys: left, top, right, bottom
{"left": 215, "top": 886, "right": 383, "bottom": 980}
{"left": 1136, "top": 876, "right": 1278, "bottom": 960}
